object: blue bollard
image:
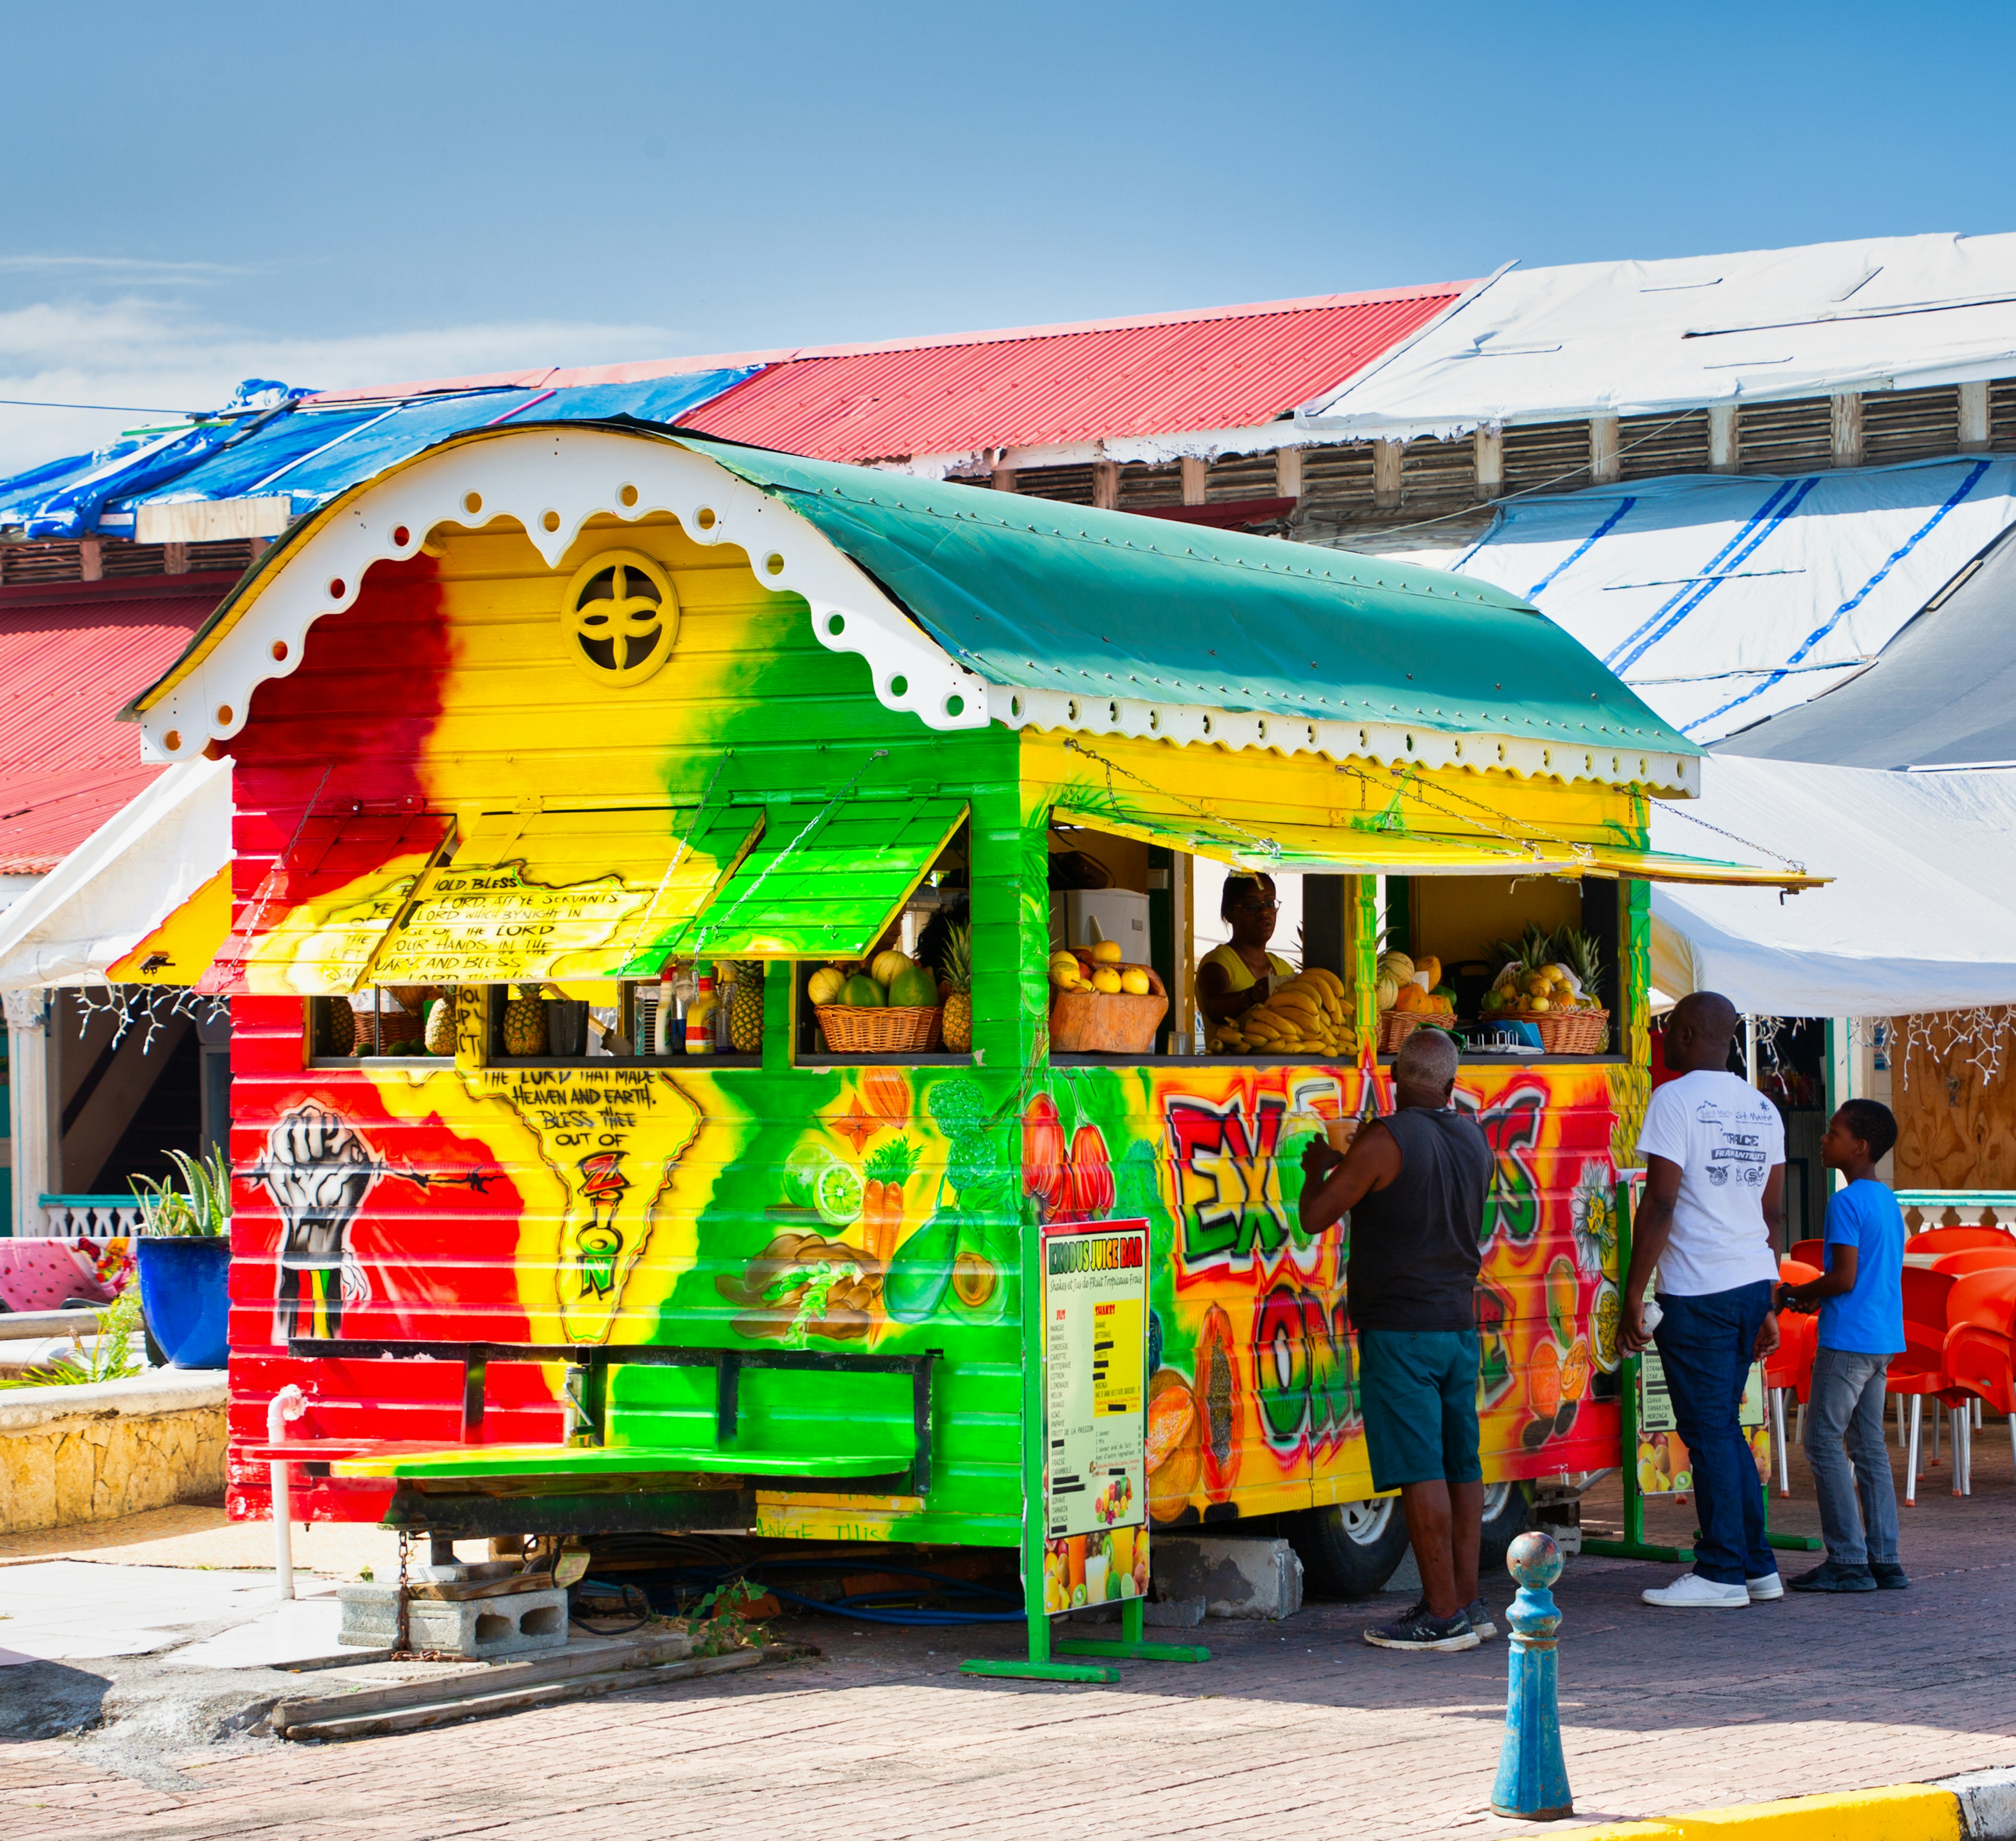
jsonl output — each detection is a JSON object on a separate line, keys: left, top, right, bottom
{"left": 1491, "top": 1529, "right": 1574, "bottom": 1822}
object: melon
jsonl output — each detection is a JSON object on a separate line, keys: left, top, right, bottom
{"left": 807, "top": 966, "right": 847, "bottom": 1005}
{"left": 870, "top": 948, "right": 915, "bottom": 987}
{"left": 841, "top": 972, "right": 886, "bottom": 1007}
{"left": 887, "top": 964, "right": 940, "bottom": 1008}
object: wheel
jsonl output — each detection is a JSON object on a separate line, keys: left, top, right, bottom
{"left": 1289, "top": 1495, "right": 1412, "bottom": 1598}
{"left": 1478, "top": 1479, "right": 1534, "bottom": 1577}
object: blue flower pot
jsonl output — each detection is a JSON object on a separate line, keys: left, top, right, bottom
{"left": 135, "top": 1236, "right": 231, "bottom": 1369}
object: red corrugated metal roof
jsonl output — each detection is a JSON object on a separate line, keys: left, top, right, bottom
{"left": 0, "top": 576, "right": 229, "bottom": 874}
{"left": 678, "top": 285, "right": 1468, "bottom": 462}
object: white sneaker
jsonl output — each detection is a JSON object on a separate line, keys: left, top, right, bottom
{"left": 1746, "top": 1572, "right": 1784, "bottom": 1601}
{"left": 1642, "top": 1573, "right": 1750, "bottom": 1608}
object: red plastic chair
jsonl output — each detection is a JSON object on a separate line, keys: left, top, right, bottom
{"left": 1766, "top": 1258, "right": 1822, "bottom": 1495}
{"left": 1942, "top": 1269, "right": 2016, "bottom": 1493}
{"left": 1790, "top": 1238, "right": 1827, "bottom": 1271}
{"left": 1932, "top": 1247, "right": 2016, "bottom": 1280}
{"left": 1888, "top": 1268, "right": 1959, "bottom": 1504}
{"left": 1906, "top": 1225, "right": 2016, "bottom": 1256}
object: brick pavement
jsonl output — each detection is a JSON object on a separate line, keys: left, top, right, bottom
{"left": 5, "top": 1436, "right": 2016, "bottom": 1841}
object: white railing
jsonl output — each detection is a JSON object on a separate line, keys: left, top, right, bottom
{"left": 1895, "top": 1190, "right": 2016, "bottom": 1233}
{"left": 29, "top": 1195, "right": 151, "bottom": 1239}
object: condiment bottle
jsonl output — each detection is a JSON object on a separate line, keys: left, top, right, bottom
{"left": 686, "top": 968, "right": 717, "bottom": 1056}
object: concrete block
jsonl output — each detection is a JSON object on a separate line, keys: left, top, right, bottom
{"left": 1938, "top": 1769, "right": 2016, "bottom": 1840}
{"left": 1149, "top": 1536, "right": 1303, "bottom": 1620}
{"left": 1142, "top": 1595, "right": 1207, "bottom": 1628}
{"left": 336, "top": 1584, "right": 570, "bottom": 1659}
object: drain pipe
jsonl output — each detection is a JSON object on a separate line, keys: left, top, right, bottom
{"left": 268, "top": 1384, "right": 307, "bottom": 1599}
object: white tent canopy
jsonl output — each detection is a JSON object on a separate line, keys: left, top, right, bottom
{"left": 1650, "top": 757, "right": 2016, "bottom": 1016}
{"left": 0, "top": 756, "right": 230, "bottom": 991}
{"left": 1447, "top": 460, "right": 2016, "bottom": 743}
{"left": 1299, "top": 231, "right": 2016, "bottom": 441}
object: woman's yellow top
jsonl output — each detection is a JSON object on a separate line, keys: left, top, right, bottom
{"left": 1200, "top": 943, "right": 1295, "bottom": 1050}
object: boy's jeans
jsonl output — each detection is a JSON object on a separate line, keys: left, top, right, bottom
{"left": 1652, "top": 1281, "right": 1777, "bottom": 1586}
{"left": 1801, "top": 1346, "right": 1898, "bottom": 1567}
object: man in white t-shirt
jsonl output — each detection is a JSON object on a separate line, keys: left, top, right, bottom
{"left": 1622, "top": 991, "right": 1786, "bottom": 1610}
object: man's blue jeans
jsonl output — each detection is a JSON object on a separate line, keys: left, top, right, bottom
{"left": 1652, "top": 1281, "right": 1776, "bottom": 1586}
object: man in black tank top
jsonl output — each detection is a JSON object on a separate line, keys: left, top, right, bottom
{"left": 1300, "top": 1029, "right": 1495, "bottom": 1654}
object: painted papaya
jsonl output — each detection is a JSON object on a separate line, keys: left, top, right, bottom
{"left": 1194, "top": 1303, "right": 1243, "bottom": 1501}
{"left": 1545, "top": 1256, "right": 1579, "bottom": 1347}
{"left": 1147, "top": 1367, "right": 1202, "bottom": 1521}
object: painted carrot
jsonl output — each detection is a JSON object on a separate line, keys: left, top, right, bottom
{"left": 861, "top": 1135, "right": 918, "bottom": 1267}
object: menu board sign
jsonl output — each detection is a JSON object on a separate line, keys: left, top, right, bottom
{"left": 1636, "top": 1348, "right": 1768, "bottom": 1494}
{"left": 1042, "top": 1219, "right": 1148, "bottom": 1542}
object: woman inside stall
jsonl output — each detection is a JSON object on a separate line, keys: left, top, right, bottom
{"left": 1196, "top": 873, "right": 1296, "bottom": 1052}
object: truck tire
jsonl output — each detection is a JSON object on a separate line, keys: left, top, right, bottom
{"left": 1479, "top": 1480, "right": 1535, "bottom": 1576}
{"left": 1289, "top": 1495, "right": 1412, "bottom": 1598}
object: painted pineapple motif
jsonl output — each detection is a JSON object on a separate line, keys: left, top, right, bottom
{"left": 729, "top": 960, "right": 764, "bottom": 1053}
{"left": 503, "top": 989, "right": 547, "bottom": 1056}
{"left": 940, "top": 923, "right": 972, "bottom": 1053}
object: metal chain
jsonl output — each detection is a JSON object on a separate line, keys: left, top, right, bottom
{"left": 1646, "top": 797, "right": 1808, "bottom": 874}
{"left": 395, "top": 1526, "right": 411, "bottom": 1657}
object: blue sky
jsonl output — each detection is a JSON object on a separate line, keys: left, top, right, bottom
{"left": 3, "top": 0, "right": 2013, "bottom": 471}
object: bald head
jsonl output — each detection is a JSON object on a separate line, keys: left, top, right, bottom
{"left": 1665, "top": 990, "right": 1739, "bottom": 1075}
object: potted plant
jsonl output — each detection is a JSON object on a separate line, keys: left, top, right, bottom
{"left": 131, "top": 1147, "right": 233, "bottom": 1369}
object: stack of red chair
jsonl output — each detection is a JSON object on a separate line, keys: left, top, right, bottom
{"left": 1942, "top": 1268, "right": 2016, "bottom": 1494}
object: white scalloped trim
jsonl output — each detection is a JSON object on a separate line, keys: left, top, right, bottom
{"left": 136, "top": 426, "right": 990, "bottom": 760}
{"left": 134, "top": 424, "right": 1696, "bottom": 797}
{"left": 992, "top": 685, "right": 1696, "bottom": 796}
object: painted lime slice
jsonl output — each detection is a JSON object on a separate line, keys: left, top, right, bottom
{"left": 783, "top": 1142, "right": 836, "bottom": 1210}
{"left": 814, "top": 1162, "right": 863, "bottom": 1228}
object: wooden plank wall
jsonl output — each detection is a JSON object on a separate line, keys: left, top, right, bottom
{"left": 1891, "top": 1009, "right": 2016, "bottom": 1189}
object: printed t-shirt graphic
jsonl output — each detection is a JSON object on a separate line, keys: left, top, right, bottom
{"left": 1634, "top": 1070, "right": 1783, "bottom": 1296}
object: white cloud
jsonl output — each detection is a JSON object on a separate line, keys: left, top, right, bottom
{"left": 0, "top": 296, "right": 685, "bottom": 480}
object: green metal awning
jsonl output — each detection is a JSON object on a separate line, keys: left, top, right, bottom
{"left": 683, "top": 435, "right": 1697, "bottom": 760}
{"left": 628, "top": 792, "right": 968, "bottom": 967}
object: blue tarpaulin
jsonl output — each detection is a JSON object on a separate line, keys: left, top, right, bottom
{"left": 0, "top": 369, "right": 758, "bottom": 542}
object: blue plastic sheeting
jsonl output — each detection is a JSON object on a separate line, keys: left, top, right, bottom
{"left": 109, "top": 369, "right": 757, "bottom": 525}
{"left": 0, "top": 368, "right": 757, "bottom": 541}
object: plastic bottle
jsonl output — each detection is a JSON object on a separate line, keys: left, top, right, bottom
{"left": 686, "top": 969, "right": 717, "bottom": 1056}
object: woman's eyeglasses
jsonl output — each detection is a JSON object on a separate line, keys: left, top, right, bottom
{"left": 1232, "top": 899, "right": 1279, "bottom": 915}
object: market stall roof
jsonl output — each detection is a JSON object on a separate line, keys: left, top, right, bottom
{"left": 1446, "top": 458, "right": 2016, "bottom": 744}
{"left": 0, "top": 755, "right": 230, "bottom": 990}
{"left": 1, "top": 574, "right": 229, "bottom": 874}
{"left": 677, "top": 284, "right": 1469, "bottom": 467}
{"left": 1299, "top": 231, "right": 2016, "bottom": 441}
{"left": 128, "top": 424, "right": 1702, "bottom": 796}
{"left": 1716, "top": 526, "right": 2016, "bottom": 769}
{"left": 1647, "top": 757, "right": 2016, "bottom": 1016}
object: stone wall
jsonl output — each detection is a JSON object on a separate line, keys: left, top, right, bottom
{"left": 0, "top": 1372, "right": 227, "bottom": 1533}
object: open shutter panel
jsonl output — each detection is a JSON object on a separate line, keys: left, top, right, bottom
{"left": 369, "top": 804, "right": 765, "bottom": 987}
{"left": 200, "top": 810, "right": 454, "bottom": 997}
{"left": 650, "top": 794, "right": 968, "bottom": 964}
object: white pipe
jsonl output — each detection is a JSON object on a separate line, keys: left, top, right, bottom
{"left": 267, "top": 1384, "right": 307, "bottom": 1599}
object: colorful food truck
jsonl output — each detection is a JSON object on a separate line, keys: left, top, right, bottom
{"left": 128, "top": 422, "right": 1804, "bottom": 1664}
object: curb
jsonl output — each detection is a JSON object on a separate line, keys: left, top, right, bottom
{"left": 1542, "top": 1768, "right": 2016, "bottom": 1840}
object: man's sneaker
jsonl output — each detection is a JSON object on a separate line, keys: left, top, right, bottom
{"left": 1788, "top": 1560, "right": 1878, "bottom": 1593}
{"left": 1642, "top": 1572, "right": 1750, "bottom": 1608}
{"left": 1467, "top": 1598, "right": 1498, "bottom": 1640}
{"left": 1870, "top": 1562, "right": 1909, "bottom": 1591}
{"left": 1746, "top": 1571, "right": 1784, "bottom": 1601}
{"left": 1363, "top": 1605, "right": 1480, "bottom": 1652}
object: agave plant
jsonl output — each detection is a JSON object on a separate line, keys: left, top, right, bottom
{"left": 0, "top": 1289, "right": 143, "bottom": 1389}
{"left": 130, "top": 1145, "right": 233, "bottom": 1238}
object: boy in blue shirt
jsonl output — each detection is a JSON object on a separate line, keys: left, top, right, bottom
{"left": 1774, "top": 1099, "right": 1908, "bottom": 1593}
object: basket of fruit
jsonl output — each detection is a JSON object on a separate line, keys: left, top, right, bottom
{"left": 1372, "top": 952, "right": 1458, "bottom": 1053}
{"left": 810, "top": 947, "right": 945, "bottom": 1054}
{"left": 1212, "top": 965, "right": 1356, "bottom": 1058}
{"left": 1048, "top": 941, "right": 1168, "bottom": 1054}
{"left": 1480, "top": 925, "right": 1609, "bottom": 1055}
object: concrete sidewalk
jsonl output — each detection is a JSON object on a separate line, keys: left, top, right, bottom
{"left": 3, "top": 1439, "right": 2014, "bottom": 1839}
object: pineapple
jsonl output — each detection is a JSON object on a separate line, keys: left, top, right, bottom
{"left": 940, "top": 923, "right": 972, "bottom": 1053}
{"left": 503, "top": 988, "right": 548, "bottom": 1057}
{"left": 424, "top": 990, "right": 457, "bottom": 1055}
{"left": 1554, "top": 927, "right": 1604, "bottom": 1009}
{"left": 326, "top": 999, "right": 356, "bottom": 1056}
{"left": 729, "top": 960, "right": 764, "bottom": 1053}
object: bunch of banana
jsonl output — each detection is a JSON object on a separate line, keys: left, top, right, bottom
{"left": 1215, "top": 966, "right": 1358, "bottom": 1058}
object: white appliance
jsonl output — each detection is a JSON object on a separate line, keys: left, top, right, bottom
{"left": 1064, "top": 888, "right": 1151, "bottom": 958}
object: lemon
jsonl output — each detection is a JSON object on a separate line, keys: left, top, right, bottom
{"left": 1120, "top": 967, "right": 1150, "bottom": 995}
{"left": 1092, "top": 967, "right": 1124, "bottom": 995}
{"left": 1089, "top": 939, "right": 1124, "bottom": 966}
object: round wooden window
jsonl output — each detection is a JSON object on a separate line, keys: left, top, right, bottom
{"left": 562, "top": 549, "right": 678, "bottom": 686}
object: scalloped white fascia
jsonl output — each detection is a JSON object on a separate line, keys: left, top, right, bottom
{"left": 135, "top": 426, "right": 989, "bottom": 761}
{"left": 990, "top": 684, "right": 1697, "bottom": 797}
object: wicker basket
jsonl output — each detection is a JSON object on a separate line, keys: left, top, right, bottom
{"left": 814, "top": 1003, "right": 943, "bottom": 1054}
{"left": 1526, "top": 1007, "right": 1609, "bottom": 1055}
{"left": 1378, "top": 1010, "right": 1457, "bottom": 1054}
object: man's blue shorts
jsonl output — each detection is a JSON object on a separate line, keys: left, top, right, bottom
{"left": 1357, "top": 1327, "right": 1484, "bottom": 1492}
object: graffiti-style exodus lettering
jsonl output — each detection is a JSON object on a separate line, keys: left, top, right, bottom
{"left": 1251, "top": 1282, "right": 1356, "bottom": 1453}
{"left": 1167, "top": 1094, "right": 1288, "bottom": 1268}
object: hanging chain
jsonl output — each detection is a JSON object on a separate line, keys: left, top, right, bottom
{"left": 394, "top": 1526, "right": 412, "bottom": 1657}
{"left": 1647, "top": 796, "right": 1808, "bottom": 875}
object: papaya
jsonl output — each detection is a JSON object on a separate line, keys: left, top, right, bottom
{"left": 1194, "top": 1304, "right": 1243, "bottom": 1500}
{"left": 841, "top": 972, "right": 886, "bottom": 1007}
{"left": 888, "top": 964, "right": 940, "bottom": 1008}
